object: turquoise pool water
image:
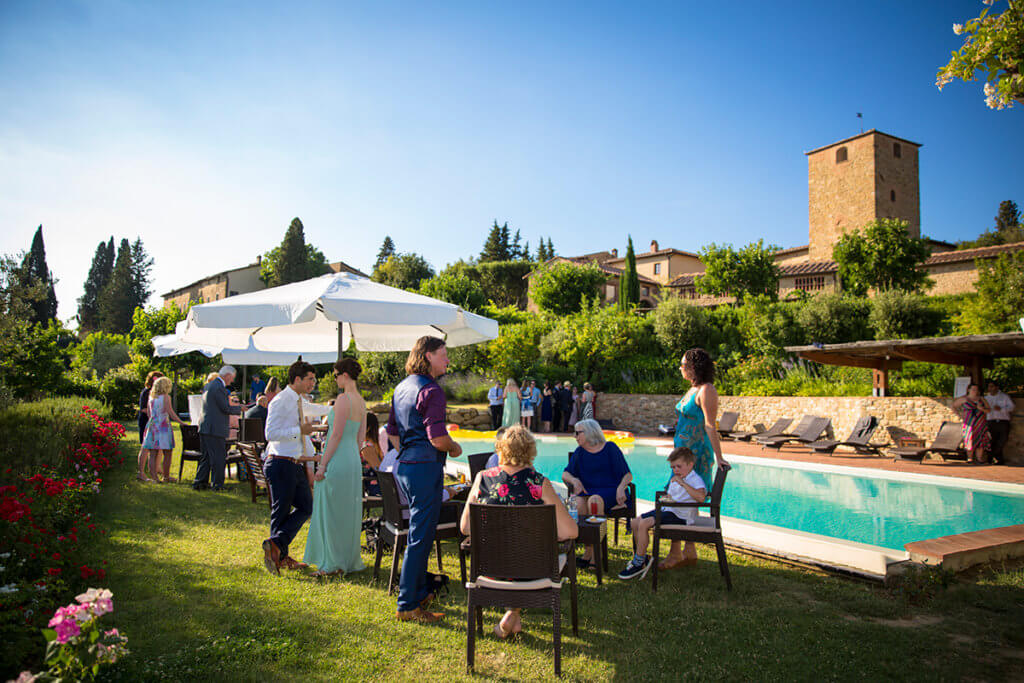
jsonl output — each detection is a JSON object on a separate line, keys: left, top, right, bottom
{"left": 455, "top": 437, "right": 1024, "bottom": 551}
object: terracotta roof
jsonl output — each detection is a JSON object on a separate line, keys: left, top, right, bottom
{"left": 924, "top": 241, "right": 1024, "bottom": 265}
{"left": 804, "top": 129, "right": 922, "bottom": 156}
{"left": 606, "top": 247, "right": 700, "bottom": 263}
{"left": 774, "top": 245, "right": 809, "bottom": 256}
{"left": 525, "top": 256, "right": 659, "bottom": 285}
{"left": 779, "top": 260, "right": 838, "bottom": 276}
{"left": 593, "top": 261, "right": 660, "bottom": 285}
{"left": 162, "top": 261, "right": 261, "bottom": 298}
{"left": 668, "top": 272, "right": 701, "bottom": 287}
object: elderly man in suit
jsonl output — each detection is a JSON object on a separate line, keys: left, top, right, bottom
{"left": 194, "top": 365, "right": 242, "bottom": 491}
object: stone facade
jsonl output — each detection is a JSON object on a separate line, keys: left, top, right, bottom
{"left": 595, "top": 393, "right": 1023, "bottom": 464}
{"left": 807, "top": 130, "right": 920, "bottom": 261}
{"left": 926, "top": 260, "right": 981, "bottom": 296}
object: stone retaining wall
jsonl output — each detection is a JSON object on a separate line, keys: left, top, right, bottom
{"left": 595, "top": 393, "right": 1024, "bottom": 464}
{"left": 370, "top": 402, "right": 492, "bottom": 430}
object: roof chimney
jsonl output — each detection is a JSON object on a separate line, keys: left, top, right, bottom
{"left": 256, "top": 254, "right": 262, "bottom": 265}
{"left": 650, "top": 240, "right": 659, "bottom": 252}
{"left": 611, "top": 248, "right": 618, "bottom": 257}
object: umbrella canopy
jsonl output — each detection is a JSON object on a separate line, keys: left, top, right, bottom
{"left": 178, "top": 272, "right": 499, "bottom": 354}
{"left": 152, "top": 321, "right": 338, "bottom": 365}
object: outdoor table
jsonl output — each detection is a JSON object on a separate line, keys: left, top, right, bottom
{"left": 576, "top": 518, "right": 609, "bottom": 585}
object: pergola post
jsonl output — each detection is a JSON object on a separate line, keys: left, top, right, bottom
{"left": 963, "top": 357, "right": 984, "bottom": 387}
{"left": 872, "top": 367, "right": 889, "bottom": 397}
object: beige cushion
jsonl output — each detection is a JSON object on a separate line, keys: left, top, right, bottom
{"left": 466, "top": 555, "right": 567, "bottom": 591}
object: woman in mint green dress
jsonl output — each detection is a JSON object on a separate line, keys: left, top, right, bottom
{"left": 304, "top": 358, "right": 366, "bottom": 576}
{"left": 501, "top": 378, "right": 520, "bottom": 428}
{"left": 664, "top": 348, "right": 730, "bottom": 570}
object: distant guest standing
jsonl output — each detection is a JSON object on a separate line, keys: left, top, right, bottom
{"left": 557, "top": 381, "right": 574, "bottom": 432}
{"left": 194, "top": 366, "right": 242, "bottom": 491}
{"left": 262, "top": 361, "right": 319, "bottom": 575}
{"left": 953, "top": 383, "right": 991, "bottom": 465}
{"left": 501, "top": 378, "right": 521, "bottom": 429}
{"left": 664, "top": 348, "right": 730, "bottom": 570}
{"left": 487, "top": 380, "right": 504, "bottom": 430}
{"left": 386, "top": 336, "right": 463, "bottom": 623}
{"left": 985, "top": 381, "right": 1014, "bottom": 465}
{"left": 141, "top": 377, "right": 188, "bottom": 483}
{"left": 250, "top": 374, "right": 266, "bottom": 402}
{"left": 137, "top": 370, "right": 163, "bottom": 482}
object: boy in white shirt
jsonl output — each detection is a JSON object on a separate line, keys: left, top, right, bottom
{"left": 618, "top": 447, "right": 706, "bottom": 580}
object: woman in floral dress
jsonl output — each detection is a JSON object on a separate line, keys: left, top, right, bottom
{"left": 141, "top": 377, "right": 187, "bottom": 483}
{"left": 953, "top": 383, "right": 991, "bottom": 464}
{"left": 460, "top": 426, "right": 577, "bottom": 638}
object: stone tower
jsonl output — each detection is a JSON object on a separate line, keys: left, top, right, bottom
{"left": 805, "top": 130, "right": 921, "bottom": 261}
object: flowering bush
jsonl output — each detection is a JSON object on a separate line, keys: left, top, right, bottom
{"left": 13, "top": 588, "right": 128, "bottom": 682}
{"left": 937, "top": 0, "right": 1024, "bottom": 109}
{"left": 0, "top": 405, "right": 123, "bottom": 678}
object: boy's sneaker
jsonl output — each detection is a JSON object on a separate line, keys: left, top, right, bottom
{"left": 618, "top": 555, "right": 652, "bottom": 580}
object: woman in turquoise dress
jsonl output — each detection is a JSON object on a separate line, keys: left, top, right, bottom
{"left": 501, "top": 378, "right": 521, "bottom": 428}
{"left": 304, "top": 358, "right": 366, "bottom": 576}
{"left": 664, "top": 348, "right": 730, "bottom": 570}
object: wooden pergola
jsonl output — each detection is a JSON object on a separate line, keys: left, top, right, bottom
{"left": 785, "top": 332, "right": 1024, "bottom": 397}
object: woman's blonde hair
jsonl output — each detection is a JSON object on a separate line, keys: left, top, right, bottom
{"left": 405, "top": 336, "right": 446, "bottom": 376}
{"left": 206, "top": 372, "right": 219, "bottom": 383}
{"left": 152, "top": 376, "right": 172, "bottom": 397}
{"left": 495, "top": 425, "right": 537, "bottom": 468}
{"left": 574, "top": 419, "right": 605, "bottom": 447}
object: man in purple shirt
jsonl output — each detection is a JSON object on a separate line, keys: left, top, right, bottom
{"left": 387, "top": 336, "right": 463, "bottom": 623}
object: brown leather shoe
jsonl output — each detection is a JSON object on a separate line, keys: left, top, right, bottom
{"left": 419, "top": 592, "right": 435, "bottom": 610}
{"left": 262, "top": 540, "right": 281, "bottom": 576}
{"left": 281, "top": 557, "right": 308, "bottom": 570}
{"left": 396, "top": 608, "right": 444, "bottom": 623}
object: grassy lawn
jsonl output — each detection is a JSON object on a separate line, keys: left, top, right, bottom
{"left": 93, "top": 426, "right": 1024, "bottom": 681}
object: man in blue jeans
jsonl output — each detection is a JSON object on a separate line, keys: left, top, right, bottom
{"left": 387, "top": 336, "right": 462, "bottom": 623}
{"left": 261, "top": 361, "right": 318, "bottom": 575}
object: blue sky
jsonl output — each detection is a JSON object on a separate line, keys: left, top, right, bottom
{"left": 1, "top": 0, "right": 1021, "bottom": 322}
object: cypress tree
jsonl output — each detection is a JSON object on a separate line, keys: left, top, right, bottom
{"left": 619, "top": 235, "right": 640, "bottom": 311}
{"left": 480, "top": 221, "right": 505, "bottom": 262}
{"left": 129, "top": 238, "right": 154, "bottom": 312}
{"left": 21, "top": 225, "right": 58, "bottom": 324}
{"left": 521, "top": 240, "right": 530, "bottom": 261}
{"left": 375, "top": 236, "right": 396, "bottom": 268}
{"left": 279, "top": 218, "right": 310, "bottom": 285}
{"left": 99, "top": 239, "right": 136, "bottom": 333}
{"left": 498, "top": 223, "right": 510, "bottom": 260}
{"left": 77, "top": 237, "right": 116, "bottom": 332}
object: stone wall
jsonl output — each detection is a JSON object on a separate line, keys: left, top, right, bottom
{"left": 595, "top": 393, "right": 1024, "bottom": 464}
{"left": 370, "top": 402, "right": 492, "bottom": 430}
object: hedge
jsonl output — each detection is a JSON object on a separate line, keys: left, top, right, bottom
{"left": 0, "top": 398, "right": 112, "bottom": 481}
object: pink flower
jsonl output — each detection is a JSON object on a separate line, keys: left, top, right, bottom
{"left": 496, "top": 484, "right": 509, "bottom": 498}
{"left": 528, "top": 484, "right": 543, "bottom": 500}
{"left": 49, "top": 614, "right": 81, "bottom": 644}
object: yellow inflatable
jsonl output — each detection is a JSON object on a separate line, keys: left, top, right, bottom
{"left": 447, "top": 424, "right": 635, "bottom": 445}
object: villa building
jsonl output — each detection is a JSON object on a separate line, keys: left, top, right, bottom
{"left": 162, "top": 257, "right": 366, "bottom": 310}
{"left": 529, "top": 129, "right": 1024, "bottom": 309}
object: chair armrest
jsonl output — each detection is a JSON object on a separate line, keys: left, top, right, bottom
{"left": 655, "top": 499, "right": 709, "bottom": 509}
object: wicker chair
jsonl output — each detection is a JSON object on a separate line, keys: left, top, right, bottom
{"left": 466, "top": 452, "right": 494, "bottom": 483}
{"left": 373, "top": 471, "right": 466, "bottom": 593}
{"left": 177, "top": 424, "right": 203, "bottom": 483}
{"left": 465, "top": 503, "right": 578, "bottom": 677}
{"left": 236, "top": 441, "right": 270, "bottom": 508}
{"left": 650, "top": 466, "right": 731, "bottom": 591}
{"left": 239, "top": 417, "right": 266, "bottom": 444}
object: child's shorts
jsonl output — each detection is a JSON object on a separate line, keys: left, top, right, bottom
{"left": 640, "top": 509, "right": 689, "bottom": 525}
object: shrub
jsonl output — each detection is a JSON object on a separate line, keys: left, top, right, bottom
{"left": 356, "top": 351, "right": 407, "bottom": 393}
{"left": 69, "top": 332, "right": 130, "bottom": 381}
{"left": 97, "top": 365, "right": 142, "bottom": 420}
{"left": 795, "top": 293, "right": 871, "bottom": 345}
{"left": 0, "top": 322, "right": 69, "bottom": 400}
{"left": 869, "top": 291, "right": 943, "bottom": 340}
{"left": 651, "top": 298, "right": 714, "bottom": 359}
{"left": 440, "top": 373, "right": 491, "bottom": 403}
{"left": 529, "top": 262, "right": 605, "bottom": 315}
{"left": 736, "top": 296, "right": 804, "bottom": 358}
{"left": 418, "top": 269, "right": 487, "bottom": 312}
{"left": 0, "top": 398, "right": 111, "bottom": 479}
{"left": 488, "top": 316, "right": 554, "bottom": 381}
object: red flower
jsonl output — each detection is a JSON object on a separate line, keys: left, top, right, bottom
{"left": 47, "top": 568, "right": 61, "bottom": 576}
{"left": 96, "top": 568, "right": 106, "bottom": 580}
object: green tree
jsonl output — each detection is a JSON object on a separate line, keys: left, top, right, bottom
{"left": 869, "top": 291, "right": 943, "bottom": 340}
{"left": 956, "top": 251, "right": 1024, "bottom": 333}
{"left": 651, "top": 296, "right": 714, "bottom": 357}
{"left": 530, "top": 261, "right": 606, "bottom": 315}
{"left": 260, "top": 217, "right": 331, "bottom": 286}
{"left": 371, "top": 253, "right": 435, "bottom": 291}
{"left": 474, "top": 261, "right": 534, "bottom": 308}
{"left": 618, "top": 236, "right": 640, "bottom": 311}
{"left": 539, "top": 300, "right": 655, "bottom": 382}
{"left": 696, "top": 240, "right": 781, "bottom": 302}
{"left": 832, "top": 218, "right": 933, "bottom": 296}
{"left": 958, "top": 199, "right": 1024, "bottom": 248}
{"left": 71, "top": 331, "right": 131, "bottom": 380}
{"left": 795, "top": 293, "right": 872, "bottom": 344}
{"left": 128, "top": 304, "right": 212, "bottom": 378}
{"left": 98, "top": 239, "right": 136, "bottom": 333}
{"left": 21, "top": 225, "right": 58, "bottom": 324}
{"left": 486, "top": 315, "right": 554, "bottom": 381}
{"left": 734, "top": 296, "right": 803, "bottom": 358}
{"left": 129, "top": 238, "right": 154, "bottom": 312}
{"left": 480, "top": 221, "right": 513, "bottom": 262}
{"left": 77, "top": 237, "right": 115, "bottom": 332}
{"left": 418, "top": 267, "right": 487, "bottom": 312}
{"left": 937, "top": 0, "right": 1024, "bottom": 109}
{"left": 375, "top": 236, "right": 396, "bottom": 268}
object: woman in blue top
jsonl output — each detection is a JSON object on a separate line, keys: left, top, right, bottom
{"left": 664, "top": 347, "right": 731, "bottom": 570}
{"left": 563, "top": 418, "right": 632, "bottom": 567}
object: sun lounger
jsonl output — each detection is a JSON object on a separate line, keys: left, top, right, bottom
{"left": 889, "top": 421, "right": 966, "bottom": 462}
{"left": 716, "top": 411, "right": 739, "bottom": 437}
{"left": 757, "top": 416, "right": 831, "bottom": 450}
{"left": 729, "top": 419, "right": 787, "bottom": 442}
{"left": 809, "top": 416, "right": 881, "bottom": 455}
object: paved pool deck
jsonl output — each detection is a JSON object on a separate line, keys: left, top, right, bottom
{"left": 633, "top": 436, "right": 1024, "bottom": 485}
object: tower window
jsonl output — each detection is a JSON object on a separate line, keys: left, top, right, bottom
{"left": 891, "top": 190, "right": 896, "bottom": 202}
{"left": 893, "top": 143, "right": 902, "bottom": 158}
{"left": 836, "top": 146, "right": 848, "bottom": 163}
{"left": 654, "top": 263, "right": 661, "bottom": 275}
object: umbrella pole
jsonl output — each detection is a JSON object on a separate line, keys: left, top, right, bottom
{"left": 241, "top": 365, "right": 248, "bottom": 401}
{"left": 337, "top": 322, "right": 344, "bottom": 361}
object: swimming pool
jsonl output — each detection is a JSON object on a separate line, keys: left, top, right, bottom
{"left": 453, "top": 437, "right": 1024, "bottom": 553}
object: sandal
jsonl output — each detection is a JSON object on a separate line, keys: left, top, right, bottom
{"left": 136, "top": 475, "right": 151, "bottom": 482}
{"left": 658, "top": 556, "right": 696, "bottom": 571}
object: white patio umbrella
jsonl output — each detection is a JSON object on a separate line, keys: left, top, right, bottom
{"left": 151, "top": 321, "right": 339, "bottom": 365}
{"left": 177, "top": 272, "right": 499, "bottom": 356}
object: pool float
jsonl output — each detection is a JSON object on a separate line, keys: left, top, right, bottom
{"left": 447, "top": 424, "right": 635, "bottom": 445}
